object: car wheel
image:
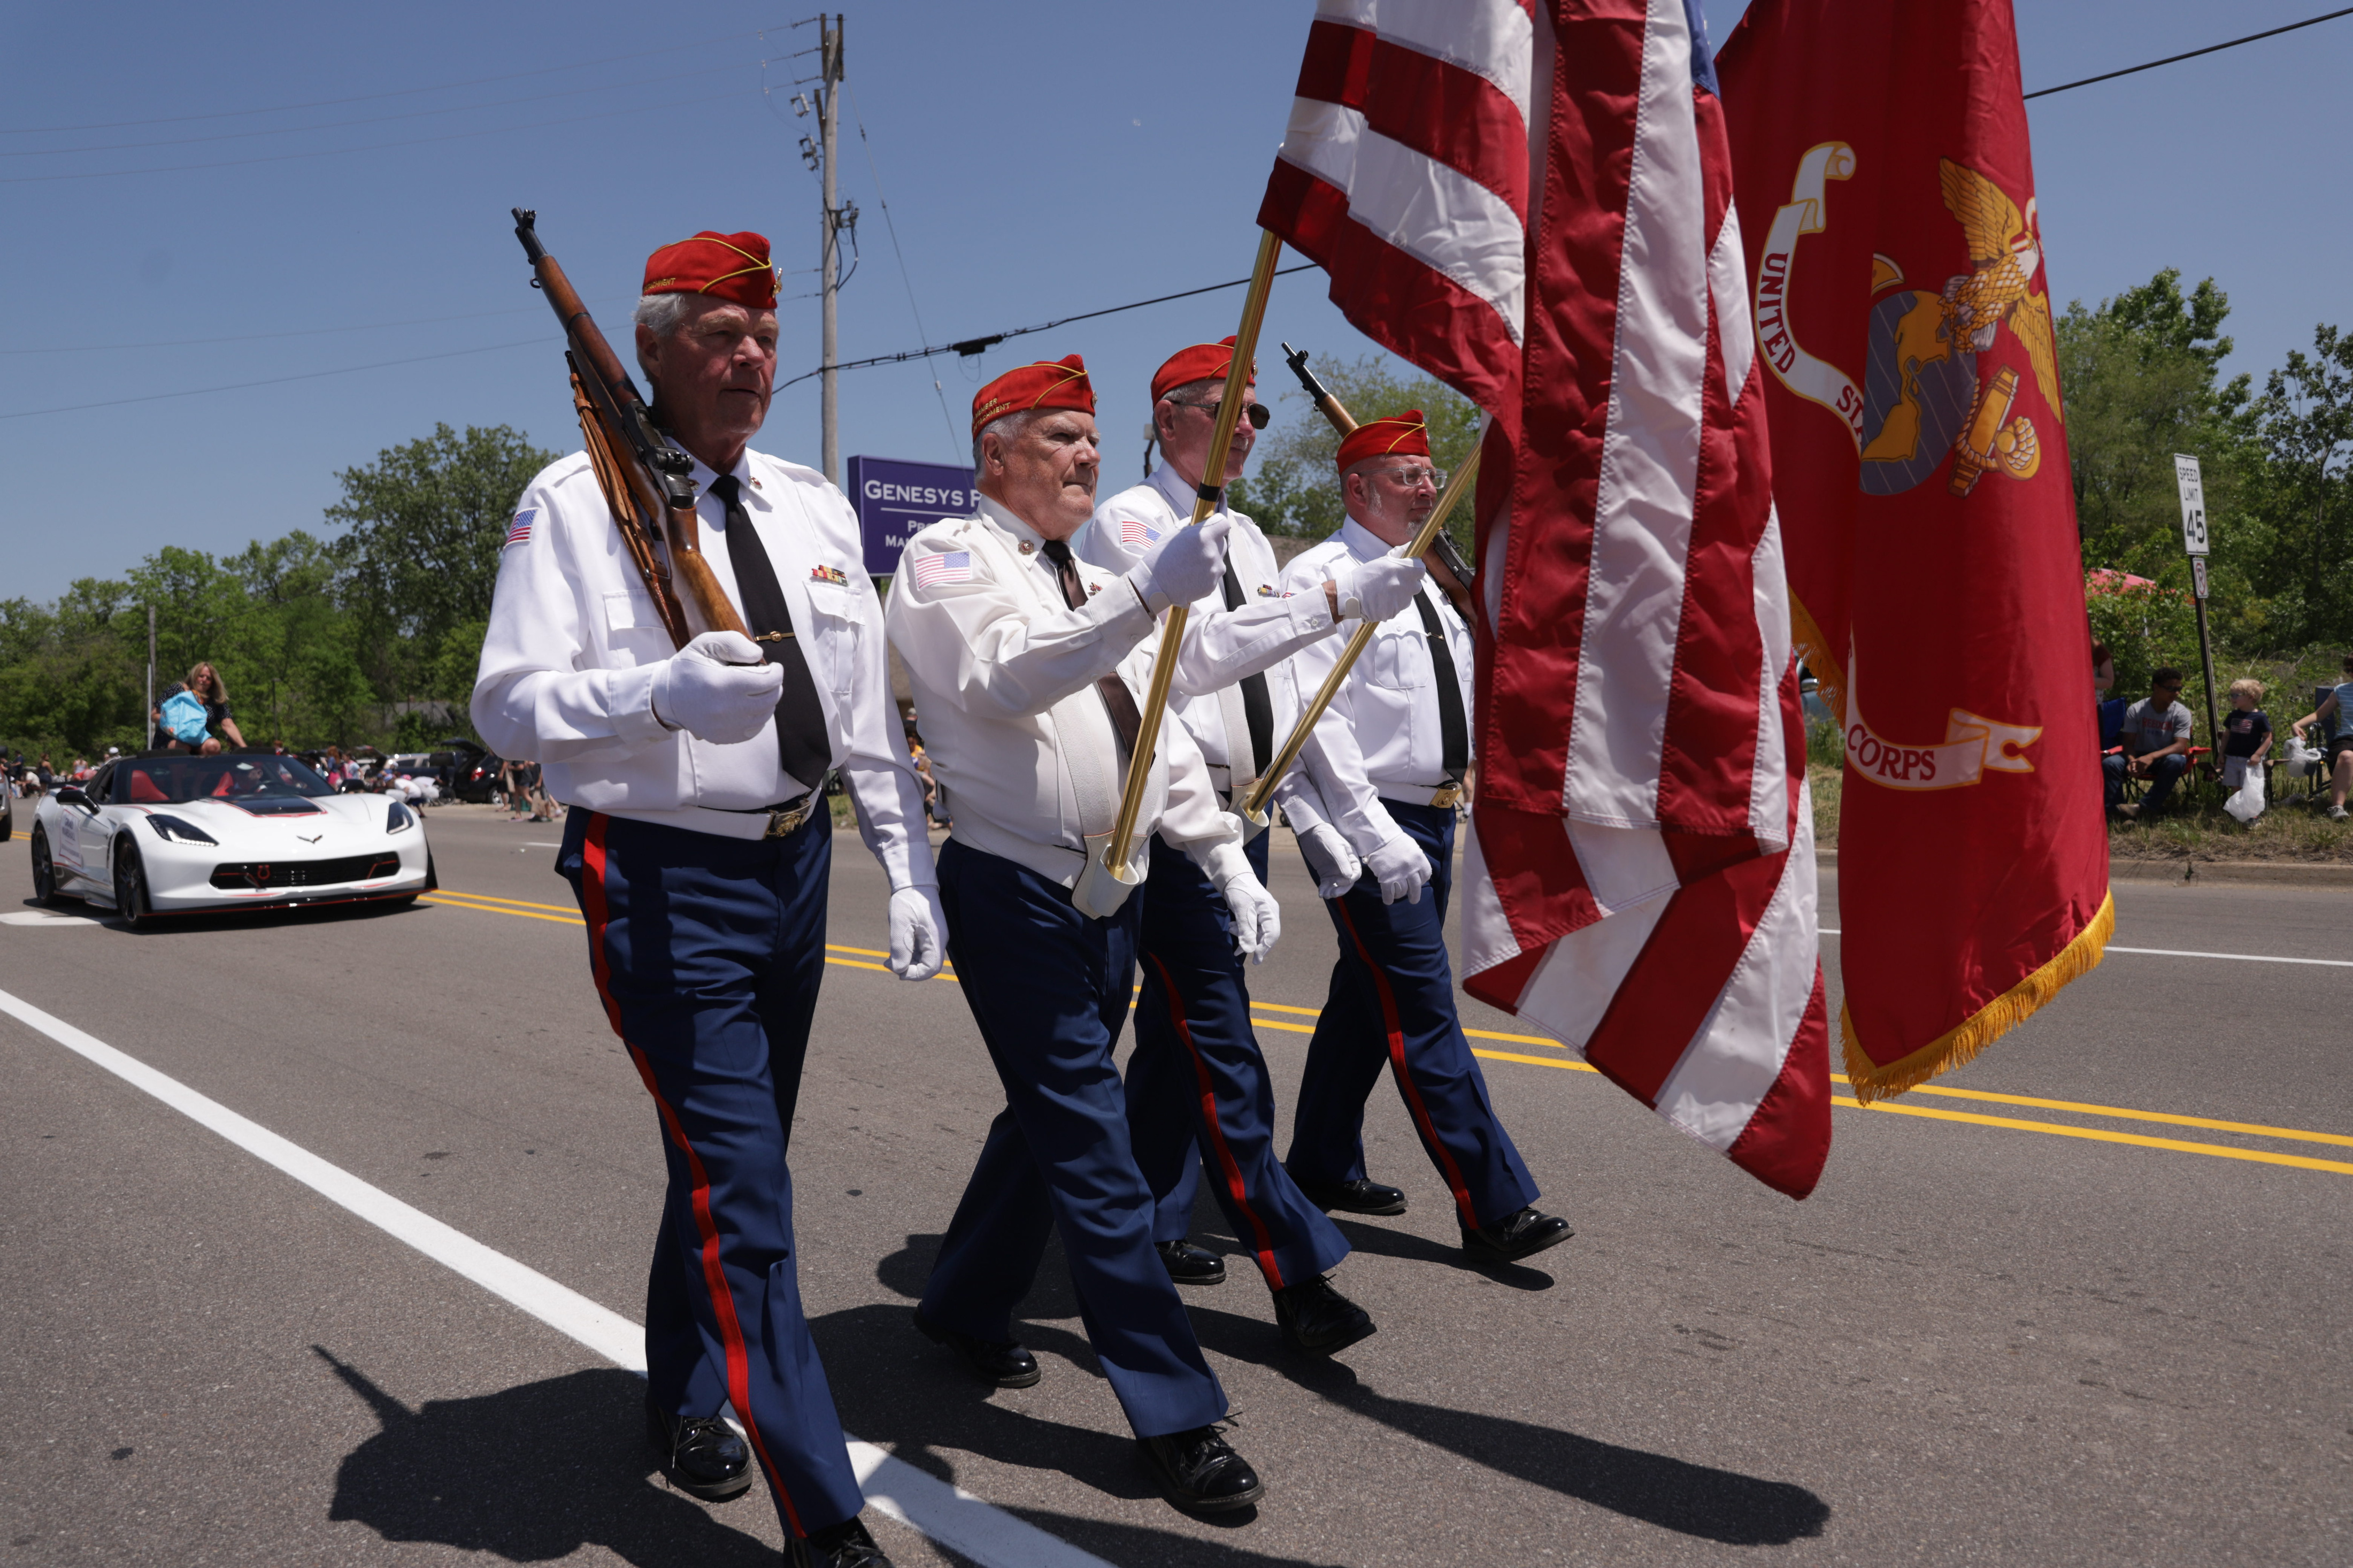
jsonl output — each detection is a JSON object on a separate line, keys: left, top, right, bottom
{"left": 113, "top": 839, "right": 152, "bottom": 930}
{"left": 30, "top": 826, "right": 57, "bottom": 905}
{"left": 424, "top": 850, "right": 439, "bottom": 893}
{"left": 1, "top": 804, "right": 12, "bottom": 842}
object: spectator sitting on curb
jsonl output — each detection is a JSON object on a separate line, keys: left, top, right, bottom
{"left": 2288, "top": 652, "right": 2353, "bottom": 822}
{"left": 2105, "top": 666, "right": 2194, "bottom": 820}
{"left": 2218, "top": 679, "right": 2273, "bottom": 790}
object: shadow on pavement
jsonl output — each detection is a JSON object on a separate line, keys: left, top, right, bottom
{"left": 1182, "top": 1321, "right": 1830, "bottom": 1547}
{"left": 314, "top": 1348, "right": 774, "bottom": 1566}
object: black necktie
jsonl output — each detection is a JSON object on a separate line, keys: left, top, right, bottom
{"left": 1414, "top": 589, "right": 1469, "bottom": 784}
{"left": 1040, "top": 539, "right": 1144, "bottom": 757}
{"left": 1219, "top": 561, "right": 1273, "bottom": 779}
{"left": 708, "top": 473, "right": 832, "bottom": 793}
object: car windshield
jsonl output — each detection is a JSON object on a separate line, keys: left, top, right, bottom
{"left": 117, "top": 754, "right": 335, "bottom": 805}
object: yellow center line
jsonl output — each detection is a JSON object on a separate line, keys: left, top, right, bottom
{"left": 1834, "top": 1096, "right": 2353, "bottom": 1177}
{"left": 426, "top": 887, "right": 2351, "bottom": 1166}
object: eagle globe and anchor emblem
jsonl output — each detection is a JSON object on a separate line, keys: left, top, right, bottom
{"left": 1752, "top": 141, "right": 2062, "bottom": 497}
{"left": 1751, "top": 141, "right": 2056, "bottom": 792}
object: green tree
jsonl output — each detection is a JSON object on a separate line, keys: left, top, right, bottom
{"left": 327, "top": 422, "right": 555, "bottom": 709}
{"left": 1228, "top": 355, "right": 1482, "bottom": 560}
{"left": 2244, "top": 324, "right": 2353, "bottom": 647}
{"left": 0, "top": 579, "right": 144, "bottom": 758}
{"left": 2057, "top": 269, "right": 2262, "bottom": 612}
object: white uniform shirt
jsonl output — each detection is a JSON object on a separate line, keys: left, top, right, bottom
{"left": 472, "top": 447, "right": 933, "bottom": 891}
{"left": 1073, "top": 462, "right": 1339, "bottom": 796}
{"left": 885, "top": 496, "right": 1239, "bottom": 888}
{"left": 1279, "top": 517, "right": 1477, "bottom": 852}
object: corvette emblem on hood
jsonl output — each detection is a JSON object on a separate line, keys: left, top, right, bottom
{"left": 298, "top": 833, "right": 324, "bottom": 844}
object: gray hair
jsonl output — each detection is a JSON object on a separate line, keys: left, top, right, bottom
{"left": 632, "top": 293, "right": 693, "bottom": 339}
{"left": 972, "top": 410, "right": 1039, "bottom": 473}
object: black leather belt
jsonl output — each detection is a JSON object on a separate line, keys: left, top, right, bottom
{"left": 718, "top": 790, "right": 818, "bottom": 838}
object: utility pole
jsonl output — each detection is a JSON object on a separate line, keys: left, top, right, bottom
{"left": 145, "top": 604, "right": 156, "bottom": 749}
{"left": 818, "top": 14, "right": 845, "bottom": 486}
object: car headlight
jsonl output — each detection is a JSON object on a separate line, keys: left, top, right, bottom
{"left": 387, "top": 801, "right": 416, "bottom": 833}
{"left": 147, "top": 813, "right": 218, "bottom": 847}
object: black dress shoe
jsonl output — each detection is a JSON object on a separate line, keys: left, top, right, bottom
{"left": 1295, "top": 1175, "right": 1408, "bottom": 1215}
{"left": 1137, "top": 1425, "right": 1264, "bottom": 1512}
{"left": 789, "top": 1514, "right": 894, "bottom": 1567}
{"left": 1156, "top": 1239, "right": 1227, "bottom": 1285}
{"left": 1462, "top": 1206, "right": 1574, "bottom": 1263}
{"left": 913, "top": 1309, "right": 1042, "bottom": 1388}
{"left": 1272, "top": 1275, "right": 1377, "bottom": 1356}
{"left": 645, "top": 1393, "right": 753, "bottom": 1501}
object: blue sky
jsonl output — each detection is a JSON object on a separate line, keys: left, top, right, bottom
{"left": 3, "top": 0, "right": 2344, "bottom": 601}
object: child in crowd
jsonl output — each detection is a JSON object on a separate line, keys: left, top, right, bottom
{"left": 2220, "top": 679, "right": 2273, "bottom": 787}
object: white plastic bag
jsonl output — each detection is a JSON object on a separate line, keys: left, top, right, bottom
{"left": 2282, "top": 734, "right": 2320, "bottom": 779}
{"left": 2224, "top": 759, "right": 2266, "bottom": 823}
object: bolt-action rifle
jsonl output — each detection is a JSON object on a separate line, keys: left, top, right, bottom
{"left": 1280, "top": 341, "right": 1480, "bottom": 621}
{"left": 510, "top": 207, "right": 749, "bottom": 650}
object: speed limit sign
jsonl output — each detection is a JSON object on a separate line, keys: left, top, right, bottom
{"left": 2174, "top": 454, "right": 2209, "bottom": 556}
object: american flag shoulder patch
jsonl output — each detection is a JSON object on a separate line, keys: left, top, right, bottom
{"left": 808, "top": 564, "right": 849, "bottom": 587}
{"left": 911, "top": 550, "right": 973, "bottom": 589}
{"left": 1119, "top": 516, "right": 1163, "bottom": 547}
{"left": 504, "top": 509, "right": 536, "bottom": 548}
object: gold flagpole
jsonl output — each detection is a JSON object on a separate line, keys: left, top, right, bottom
{"left": 1098, "top": 229, "right": 1285, "bottom": 877}
{"left": 1236, "top": 448, "right": 1481, "bottom": 827}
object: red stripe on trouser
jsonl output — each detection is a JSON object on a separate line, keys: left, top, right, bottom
{"left": 1333, "top": 898, "right": 1480, "bottom": 1231}
{"left": 581, "top": 814, "right": 807, "bottom": 1538}
{"left": 1146, "top": 952, "right": 1286, "bottom": 1291}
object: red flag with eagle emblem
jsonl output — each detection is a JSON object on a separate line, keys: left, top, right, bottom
{"left": 1717, "top": 0, "right": 2112, "bottom": 1101}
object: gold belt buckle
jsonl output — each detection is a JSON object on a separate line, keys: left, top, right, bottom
{"left": 1430, "top": 783, "right": 1464, "bottom": 809}
{"left": 764, "top": 798, "right": 813, "bottom": 837}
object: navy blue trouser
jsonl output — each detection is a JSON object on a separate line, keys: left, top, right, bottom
{"left": 559, "top": 810, "right": 863, "bottom": 1539}
{"left": 920, "top": 838, "right": 1227, "bottom": 1439}
{"left": 1286, "top": 799, "right": 1538, "bottom": 1232}
{"left": 1131, "top": 829, "right": 1350, "bottom": 1289}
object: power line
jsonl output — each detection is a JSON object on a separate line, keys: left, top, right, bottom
{"left": 1, "top": 62, "right": 741, "bottom": 159}
{"left": 0, "top": 87, "right": 761, "bottom": 184}
{"left": 0, "top": 20, "right": 796, "bottom": 134}
{"left": 0, "top": 337, "right": 551, "bottom": 422}
{"left": 778, "top": 263, "right": 1317, "bottom": 390}
{"left": 2025, "top": 6, "right": 2353, "bottom": 99}
{"left": 845, "top": 80, "right": 963, "bottom": 462}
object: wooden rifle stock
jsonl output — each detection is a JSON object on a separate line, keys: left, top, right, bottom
{"left": 511, "top": 208, "right": 748, "bottom": 644}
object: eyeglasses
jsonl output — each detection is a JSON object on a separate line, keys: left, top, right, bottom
{"left": 1366, "top": 465, "right": 1446, "bottom": 491}
{"left": 1167, "top": 397, "right": 1271, "bottom": 430}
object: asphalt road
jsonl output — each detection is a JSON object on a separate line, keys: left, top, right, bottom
{"left": 1, "top": 802, "right": 2347, "bottom": 1567}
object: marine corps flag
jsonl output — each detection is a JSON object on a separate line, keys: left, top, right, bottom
{"left": 1717, "top": 0, "right": 2112, "bottom": 1100}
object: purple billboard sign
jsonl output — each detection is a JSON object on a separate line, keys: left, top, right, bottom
{"left": 847, "top": 455, "right": 978, "bottom": 576}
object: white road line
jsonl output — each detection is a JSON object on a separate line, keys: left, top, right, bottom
{"left": 0, "top": 985, "right": 1113, "bottom": 1568}
{"left": 1817, "top": 928, "right": 2349, "bottom": 968}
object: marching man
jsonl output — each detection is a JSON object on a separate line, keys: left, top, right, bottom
{"left": 474, "top": 230, "right": 939, "bottom": 1568}
{"left": 886, "top": 355, "right": 1276, "bottom": 1512}
{"left": 1072, "top": 337, "right": 1425, "bottom": 1353}
{"left": 1278, "top": 412, "right": 1575, "bottom": 1265}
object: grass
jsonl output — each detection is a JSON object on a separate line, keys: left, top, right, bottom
{"left": 1804, "top": 722, "right": 2349, "bottom": 863}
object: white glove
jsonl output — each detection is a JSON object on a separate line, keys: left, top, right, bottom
{"left": 1330, "top": 552, "right": 1427, "bottom": 622}
{"left": 650, "top": 631, "right": 785, "bottom": 744}
{"left": 1296, "top": 822, "right": 1363, "bottom": 899}
{"left": 1125, "top": 516, "right": 1233, "bottom": 613}
{"left": 1364, "top": 831, "right": 1433, "bottom": 905}
{"left": 888, "top": 884, "right": 948, "bottom": 981}
{"left": 1200, "top": 840, "right": 1281, "bottom": 962}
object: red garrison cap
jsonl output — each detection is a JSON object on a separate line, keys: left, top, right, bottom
{"left": 971, "top": 355, "right": 1095, "bottom": 437}
{"left": 1336, "top": 410, "right": 1431, "bottom": 471}
{"left": 1150, "top": 336, "right": 1256, "bottom": 404}
{"left": 642, "top": 231, "right": 778, "bottom": 310}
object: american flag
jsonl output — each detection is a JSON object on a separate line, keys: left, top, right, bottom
{"left": 1120, "top": 517, "right": 1163, "bottom": 548}
{"left": 1260, "top": 0, "right": 1831, "bottom": 1197}
{"left": 911, "top": 550, "right": 972, "bottom": 589}
{"left": 504, "top": 509, "right": 535, "bottom": 548}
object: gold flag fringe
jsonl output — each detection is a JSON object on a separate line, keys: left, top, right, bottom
{"left": 1841, "top": 890, "right": 2116, "bottom": 1103}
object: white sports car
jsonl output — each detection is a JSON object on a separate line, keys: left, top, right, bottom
{"left": 28, "top": 752, "right": 433, "bottom": 928}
